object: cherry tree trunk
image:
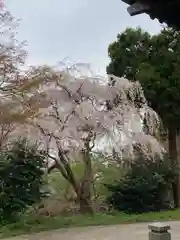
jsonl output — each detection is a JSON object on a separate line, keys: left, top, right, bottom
{"left": 79, "top": 196, "right": 94, "bottom": 214}
{"left": 78, "top": 152, "right": 94, "bottom": 215}
{"left": 168, "top": 124, "right": 180, "bottom": 208}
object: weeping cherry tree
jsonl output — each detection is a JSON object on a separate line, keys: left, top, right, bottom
{"left": 25, "top": 64, "right": 163, "bottom": 214}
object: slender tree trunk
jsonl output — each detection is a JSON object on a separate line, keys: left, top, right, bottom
{"left": 79, "top": 196, "right": 94, "bottom": 214}
{"left": 78, "top": 150, "right": 94, "bottom": 214}
{"left": 168, "top": 124, "right": 180, "bottom": 208}
{"left": 79, "top": 178, "right": 94, "bottom": 214}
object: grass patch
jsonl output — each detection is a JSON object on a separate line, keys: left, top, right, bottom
{"left": 1, "top": 209, "right": 180, "bottom": 238}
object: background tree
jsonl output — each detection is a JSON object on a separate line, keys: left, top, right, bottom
{"left": 107, "top": 27, "right": 180, "bottom": 207}
{"left": 0, "top": 7, "right": 44, "bottom": 144}
{"left": 107, "top": 28, "right": 150, "bottom": 81}
{"left": 0, "top": 8, "right": 53, "bottom": 129}
{"left": 0, "top": 9, "right": 26, "bottom": 117}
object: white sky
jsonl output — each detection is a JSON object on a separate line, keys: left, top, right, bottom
{"left": 5, "top": 0, "right": 162, "bottom": 75}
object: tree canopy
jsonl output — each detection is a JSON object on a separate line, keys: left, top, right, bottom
{"left": 108, "top": 27, "right": 180, "bottom": 129}
{"left": 107, "top": 27, "right": 180, "bottom": 207}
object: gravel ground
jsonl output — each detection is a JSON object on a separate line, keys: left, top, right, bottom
{"left": 6, "top": 221, "right": 180, "bottom": 240}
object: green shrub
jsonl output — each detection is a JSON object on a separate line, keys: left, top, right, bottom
{"left": 0, "top": 138, "right": 47, "bottom": 223}
{"left": 106, "top": 155, "right": 176, "bottom": 214}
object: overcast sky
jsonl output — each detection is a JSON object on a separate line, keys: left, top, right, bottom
{"left": 5, "top": 0, "right": 162, "bottom": 75}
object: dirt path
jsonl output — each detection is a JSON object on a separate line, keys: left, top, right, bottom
{"left": 6, "top": 221, "right": 180, "bottom": 240}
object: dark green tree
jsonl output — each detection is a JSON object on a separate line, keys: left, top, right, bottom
{"left": 107, "top": 27, "right": 180, "bottom": 207}
{"left": 0, "top": 138, "right": 47, "bottom": 222}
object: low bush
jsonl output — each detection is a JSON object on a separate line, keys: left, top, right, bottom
{"left": 106, "top": 155, "right": 176, "bottom": 214}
